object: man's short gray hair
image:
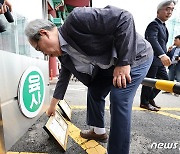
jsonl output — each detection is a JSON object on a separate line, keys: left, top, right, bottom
{"left": 157, "top": 0, "right": 177, "bottom": 11}
{"left": 25, "top": 19, "right": 56, "bottom": 41}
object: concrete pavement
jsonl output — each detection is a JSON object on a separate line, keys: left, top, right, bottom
{"left": 8, "top": 78, "right": 180, "bottom": 154}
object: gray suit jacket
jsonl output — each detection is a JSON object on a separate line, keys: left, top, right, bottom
{"left": 53, "top": 5, "right": 153, "bottom": 100}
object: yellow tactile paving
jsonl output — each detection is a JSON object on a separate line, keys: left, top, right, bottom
{"left": 69, "top": 106, "right": 179, "bottom": 154}
{"left": 66, "top": 121, "right": 107, "bottom": 154}
{"left": 95, "top": 144, "right": 107, "bottom": 153}
{"left": 7, "top": 105, "right": 179, "bottom": 154}
{"left": 81, "top": 140, "right": 99, "bottom": 149}
{"left": 86, "top": 147, "right": 99, "bottom": 154}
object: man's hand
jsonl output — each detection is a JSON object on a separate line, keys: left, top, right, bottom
{"left": 160, "top": 55, "right": 171, "bottom": 66}
{"left": 0, "top": 0, "right": 12, "bottom": 14}
{"left": 113, "top": 65, "right": 131, "bottom": 88}
{"left": 167, "top": 45, "right": 173, "bottom": 52}
{"left": 46, "top": 97, "right": 59, "bottom": 116}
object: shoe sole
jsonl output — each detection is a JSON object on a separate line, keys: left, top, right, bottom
{"left": 83, "top": 137, "right": 108, "bottom": 143}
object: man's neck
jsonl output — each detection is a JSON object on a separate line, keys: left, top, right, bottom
{"left": 157, "top": 17, "right": 165, "bottom": 23}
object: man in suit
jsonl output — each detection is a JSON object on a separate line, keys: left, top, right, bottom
{"left": 140, "top": 0, "right": 176, "bottom": 111}
{"left": 25, "top": 6, "right": 153, "bottom": 154}
{"left": 167, "top": 35, "right": 180, "bottom": 83}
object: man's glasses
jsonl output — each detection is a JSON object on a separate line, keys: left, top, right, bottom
{"left": 34, "top": 39, "right": 47, "bottom": 56}
{"left": 33, "top": 32, "right": 41, "bottom": 51}
{"left": 35, "top": 40, "right": 40, "bottom": 51}
{"left": 161, "top": 7, "right": 175, "bottom": 12}
{"left": 34, "top": 33, "right": 47, "bottom": 56}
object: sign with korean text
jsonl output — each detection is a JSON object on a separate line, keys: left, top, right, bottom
{"left": 18, "top": 66, "right": 45, "bottom": 118}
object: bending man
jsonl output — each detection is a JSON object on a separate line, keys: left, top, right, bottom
{"left": 25, "top": 5, "right": 153, "bottom": 154}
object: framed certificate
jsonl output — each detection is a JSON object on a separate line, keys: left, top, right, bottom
{"left": 44, "top": 111, "right": 69, "bottom": 151}
{"left": 58, "top": 100, "right": 72, "bottom": 121}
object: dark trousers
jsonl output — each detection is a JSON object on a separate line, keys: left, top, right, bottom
{"left": 87, "top": 66, "right": 113, "bottom": 128}
{"left": 168, "top": 64, "right": 180, "bottom": 82}
{"left": 87, "top": 57, "right": 152, "bottom": 154}
{"left": 140, "top": 65, "right": 168, "bottom": 105}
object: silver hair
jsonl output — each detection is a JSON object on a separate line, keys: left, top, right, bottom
{"left": 157, "top": 0, "right": 177, "bottom": 11}
{"left": 25, "top": 19, "right": 56, "bottom": 41}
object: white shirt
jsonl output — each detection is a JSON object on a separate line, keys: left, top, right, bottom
{"left": 172, "top": 47, "right": 180, "bottom": 64}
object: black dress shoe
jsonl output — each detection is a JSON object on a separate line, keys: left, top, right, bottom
{"left": 149, "top": 100, "right": 161, "bottom": 109}
{"left": 140, "top": 104, "right": 159, "bottom": 111}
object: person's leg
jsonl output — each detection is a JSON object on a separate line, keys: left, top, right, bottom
{"left": 173, "top": 66, "right": 180, "bottom": 96}
{"left": 80, "top": 67, "right": 113, "bottom": 142}
{"left": 175, "top": 66, "right": 180, "bottom": 82}
{"left": 150, "top": 66, "right": 169, "bottom": 99}
{"left": 140, "top": 65, "right": 158, "bottom": 105}
{"left": 108, "top": 58, "right": 152, "bottom": 154}
{"left": 86, "top": 80, "right": 111, "bottom": 128}
{"left": 86, "top": 67, "right": 113, "bottom": 128}
{"left": 168, "top": 65, "right": 176, "bottom": 81}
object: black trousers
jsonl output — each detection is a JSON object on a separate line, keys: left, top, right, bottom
{"left": 86, "top": 66, "right": 114, "bottom": 127}
{"left": 140, "top": 65, "right": 169, "bottom": 105}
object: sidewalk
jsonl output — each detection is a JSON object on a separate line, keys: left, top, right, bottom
{"left": 8, "top": 78, "right": 180, "bottom": 154}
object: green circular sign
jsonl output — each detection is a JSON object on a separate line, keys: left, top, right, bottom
{"left": 18, "top": 66, "right": 45, "bottom": 118}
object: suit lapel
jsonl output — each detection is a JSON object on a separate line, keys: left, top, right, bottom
{"left": 161, "top": 23, "right": 168, "bottom": 41}
{"left": 155, "top": 18, "right": 168, "bottom": 42}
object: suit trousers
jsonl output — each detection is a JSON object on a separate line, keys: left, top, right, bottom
{"left": 168, "top": 64, "right": 180, "bottom": 82}
{"left": 140, "top": 65, "right": 168, "bottom": 105}
{"left": 87, "top": 57, "right": 152, "bottom": 154}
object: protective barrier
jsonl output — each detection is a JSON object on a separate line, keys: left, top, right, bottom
{"left": 142, "top": 78, "right": 180, "bottom": 94}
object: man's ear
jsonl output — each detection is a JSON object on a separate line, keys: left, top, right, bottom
{"left": 39, "top": 29, "right": 49, "bottom": 37}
